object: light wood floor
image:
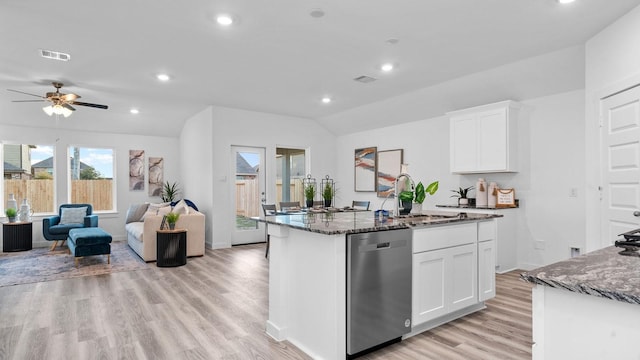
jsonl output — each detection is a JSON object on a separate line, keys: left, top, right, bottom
{"left": 0, "top": 243, "right": 532, "bottom": 360}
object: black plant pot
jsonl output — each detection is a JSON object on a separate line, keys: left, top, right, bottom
{"left": 306, "top": 199, "right": 314, "bottom": 208}
{"left": 400, "top": 200, "right": 412, "bottom": 215}
{"left": 324, "top": 199, "right": 332, "bottom": 208}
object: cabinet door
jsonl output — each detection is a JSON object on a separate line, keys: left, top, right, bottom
{"left": 478, "top": 240, "right": 496, "bottom": 301}
{"left": 477, "top": 108, "right": 508, "bottom": 171}
{"left": 412, "top": 249, "right": 448, "bottom": 325}
{"left": 450, "top": 243, "right": 478, "bottom": 312}
{"left": 450, "top": 115, "right": 478, "bottom": 173}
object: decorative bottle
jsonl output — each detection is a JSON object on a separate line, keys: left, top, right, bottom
{"left": 488, "top": 182, "right": 498, "bottom": 208}
{"left": 7, "top": 193, "right": 17, "bottom": 211}
{"left": 19, "top": 199, "right": 32, "bottom": 222}
{"left": 475, "top": 178, "right": 488, "bottom": 207}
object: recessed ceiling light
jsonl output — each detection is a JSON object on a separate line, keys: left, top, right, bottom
{"left": 156, "top": 74, "right": 170, "bottom": 82}
{"left": 217, "top": 14, "right": 234, "bottom": 26}
{"left": 130, "top": 109, "right": 139, "bottom": 114}
{"left": 381, "top": 63, "right": 394, "bottom": 72}
{"left": 557, "top": 0, "right": 575, "bottom": 4}
{"left": 309, "top": 8, "right": 326, "bottom": 18}
{"left": 321, "top": 97, "right": 332, "bottom": 104}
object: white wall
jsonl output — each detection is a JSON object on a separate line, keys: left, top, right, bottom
{"left": 181, "top": 105, "right": 337, "bottom": 249}
{"left": 334, "top": 90, "right": 586, "bottom": 269}
{"left": 585, "top": 4, "right": 640, "bottom": 252}
{"left": 180, "top": 106, "right": 214, "bottom": 247}
{"left": 0, "top": 123, "right": 180, "bottom": 248}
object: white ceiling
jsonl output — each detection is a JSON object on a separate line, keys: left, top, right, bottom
{"left": 1, "top": 0, "right": 639, "bottom": 137}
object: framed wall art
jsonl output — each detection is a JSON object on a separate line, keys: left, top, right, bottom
{"left": 129, "top": 150, "right": 145, "bottom": 191}
{"left": 354, "top": 147, "right": 377, "bottom": 192}
{"left": 148, "top": 157, "right": 164, "bottom": 197}
{"left": 376, "top": 149, "right": 403, "bottom": 198}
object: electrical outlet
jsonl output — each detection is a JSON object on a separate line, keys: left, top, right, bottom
{"left": 571, "top": 247, "right": 581, "bottom": 257}
{"left": 535, "top": 240, "right": 545, "bottom": 250}
{"left": 570, "top": 188, "right": 578, "bottom": 197}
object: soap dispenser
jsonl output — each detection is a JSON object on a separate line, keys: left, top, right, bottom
{"left": 475, "top": 178, "right": 488, "bottom": 207}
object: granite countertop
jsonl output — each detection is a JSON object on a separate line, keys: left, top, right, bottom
{"left": 436, "top": 199, "right": 519, "bottom": 210}
{"left": 522, "top": 246, "right": 640, "bottom": 305}
{"left": 256, "top": 210, "right": 501, "bottom": 235}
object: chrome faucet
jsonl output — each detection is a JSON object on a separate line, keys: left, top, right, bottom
{"left": 394, "top": 173, "right": 415, "bottom": 217}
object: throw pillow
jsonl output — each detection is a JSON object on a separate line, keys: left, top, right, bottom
{"left": 141, "top": 202, "right": 172, "bottom": 221}
{"left": 157, "top": 206, "right": 172, "bottom": 216}
{"left": 125, "top": 203, "right": 149, "bottom": 224}
{"left": 59, "top": 207, "right": 88, "bottom": 225}
{"left": 173, "top": 199, "right": 190, "bottom": 215}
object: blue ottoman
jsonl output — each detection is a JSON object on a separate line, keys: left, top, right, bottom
{"left": 67, "top": 228, "right": 112, "bottom": 267}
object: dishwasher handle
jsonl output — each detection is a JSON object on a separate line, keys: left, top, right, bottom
{"left": 359, "top": 239, "right": 408, "bottom": 253}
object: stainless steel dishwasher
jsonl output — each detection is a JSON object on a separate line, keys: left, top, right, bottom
{"left": 347, "top": 228, "right": 412, "bottom": 358}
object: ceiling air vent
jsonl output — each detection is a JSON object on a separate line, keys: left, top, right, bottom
{"left": 40, "top": 49, "right": 71, "bottom": 61}
{"left": 353, "top": 75, "right": 377, "bottom": 83}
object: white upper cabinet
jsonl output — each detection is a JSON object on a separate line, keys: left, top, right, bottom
{"left": 449, "top": 100, "right": 520, "bottom": 174}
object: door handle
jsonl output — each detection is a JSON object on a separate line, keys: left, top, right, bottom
{"left": 634, "top": 211, "right": 640, "bottom": 217}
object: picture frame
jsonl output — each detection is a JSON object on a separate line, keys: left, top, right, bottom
{"left": 376, "top": 149, "right": 403, "bottom": 198}
{"left": 496, "top": 188, "right": 516, "bottom": 208}
{"left": 354, "top": 147, "right": 377, "bottom": 192}
{"left": 129, "top": 150, "right": 145, "bottom": 191}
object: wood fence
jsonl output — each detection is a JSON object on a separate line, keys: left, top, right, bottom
{"left": 4, "top": 179, "right": 113, "bottom": 213}
{"left": 235, "top": 179, "right": 304, "bottom": 217}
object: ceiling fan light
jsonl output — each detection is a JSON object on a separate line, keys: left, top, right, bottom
{"left": 61, "top": 107, "right": 73, "bottom": 117}
{"left": 43, "top": 105, "right": 54, "bottom": 116}
{"left": 53, "top": 104, "right": 65, "bottom": 115}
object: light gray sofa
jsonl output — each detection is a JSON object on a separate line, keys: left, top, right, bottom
{"left": 125, "top": 202, "right": 205, "bottom": 262}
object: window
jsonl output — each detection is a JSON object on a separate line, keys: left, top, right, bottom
{"left": 276, "top": 147, "right": 306, "bottom": 205}
{"left": 69, "top": 146, "right": 115, "bottom": 211}
{"left": 2, "top": 143, "right": 55, "bottom": 214}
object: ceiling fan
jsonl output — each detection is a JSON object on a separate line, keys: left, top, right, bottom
{"left": 7, "top": 82, "right": 109, "bottom": 117}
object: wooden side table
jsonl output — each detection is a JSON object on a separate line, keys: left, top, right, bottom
{"left": 2, "top": 221, "right": 33, "bottom": 252}
{"left": 156, "top": 229, "right": 187, "bottom": 267}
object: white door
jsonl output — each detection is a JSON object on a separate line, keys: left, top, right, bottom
{"left": 231, "top": 146, "right": 266, "bottom": 245}
{"left": 601, "top": 85, "right": 640, "bottom": 248}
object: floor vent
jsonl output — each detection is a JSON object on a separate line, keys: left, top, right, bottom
{"left": 40, "top": 49, "right": 71, "bottom": 61}
{"left": 353, "top": 75, "right": 377, "bottom": 83}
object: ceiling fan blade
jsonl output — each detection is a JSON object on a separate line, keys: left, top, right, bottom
{"left": 7, "top": 89, "right": 45, "bottom": 98}
{"left": 61, "top": 93, "right": 80, "bottom": 101}
{"left": 11, "top": 100, "right": 47, "bottom": 103}
{"left": 62, "top": 103, "right": 76, "bottom": 111}
{"left": 70, "top": 101, "right": 108, "bottom": 110}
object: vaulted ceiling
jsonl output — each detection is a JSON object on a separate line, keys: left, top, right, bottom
{"left": 1, "top": 0, "right": 639, "bottom": 137}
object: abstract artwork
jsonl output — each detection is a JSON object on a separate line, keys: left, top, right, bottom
{"left": 148, "top": 157, "right": 164, "bottom": 197}
{"left": 377, "top": 149, "right": 403, "bottom": 198}
{"left": 354, "top": 147, "right": 377, "bottom": 192}
{"left": 129, "top": 150, "right": 145, "bottom": 191}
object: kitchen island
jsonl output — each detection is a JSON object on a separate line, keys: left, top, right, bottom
{"left": 260, "top": 210, "right": 500, "bottom": 359}
{"left": 522, "top": 246, "right": 640, "bottom": 359}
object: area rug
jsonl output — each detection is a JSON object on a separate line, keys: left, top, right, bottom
{"left": 0, "top": 241, "right": 149, "bottom": 287}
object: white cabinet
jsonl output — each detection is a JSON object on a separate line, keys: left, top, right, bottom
{"left": 449, "top": 100, "right": 519, "bottom": 174}
{"left": 412, "top": 224, "right": 478, "bottom": 326}
{"left": 478, "top": 221, "right": 497, "bottom": 301}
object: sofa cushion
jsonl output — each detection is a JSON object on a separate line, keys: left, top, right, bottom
{"left": 49, "top": 223, "right": 85, "bottom": 235}
{"left": 125, "top": 222, "right": 145, "bottom": 242}
{"left": 141, "top": 202, "right": 171, "bottom": 220}
{"left": 126, "top": 203, "right": 149, "bottom": 224}
{"left": 60, "top": 207, "right": 88, "bottom": 224}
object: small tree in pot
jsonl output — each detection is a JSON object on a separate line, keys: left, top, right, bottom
{"left": 322, "top": 182, "right": 334, "bottom": 208}
{"left": 5, "top": 208, "right": 17, "bottom": 223}
{"left": 304, "top": 184, "right": 316, "bottom": 208}
{"left": 451, "top": 186, "right": 474, "bottom": 205}
{"left": 165, "top": 212, "right": 180, "bottom": 230}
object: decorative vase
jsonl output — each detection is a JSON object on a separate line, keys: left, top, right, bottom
{"left": 8, "top": 216, "right": 16, "bottom": 223}
{"left": 306, "top": 199, "right": 314, "bottom": 208}
{"left": 400, "top": 200, "right": 412, "bottom": 215}
{"left": 169, "top": 223, "right": 176, "bottom": 230}
{"left": 412, "top": 203, "right": 423, "bottom": 214}
{"left": 459, "top": 198, "right": 469, "bottom": 206}
{"left": 324, "top": 199, "right": 332, "bottom": 208}
{"left": 19, "top": 199, "right": 33, "bottom": 222}
{"left": 475, "top": 178, "right": 488, "bottom": 207}
{"left": 7, "top": 193, "right": 17, "bottom": 211}
{"left": 488, "top": 182, "right": 498, "bottom": 208}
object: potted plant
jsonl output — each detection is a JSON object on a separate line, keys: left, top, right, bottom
{"left": 165, "top": 211, "right": 180, "bottom": 230}
{"left": 451, "top": 186, "right": 474, "bottom": 205}
{"left": 413, "top": 180, "right": 439, "bottom": 213}
{"left": 5, "top": 208, "right": 17, "bottom": 223}
{"left": 161, "top": 181, "right": 180, "bottom": 203}
{"left": 304, "top": 184, "right": 316, "bottom": 208}
{"left": 322, "top": 182, "right": 334, "bottom": 208}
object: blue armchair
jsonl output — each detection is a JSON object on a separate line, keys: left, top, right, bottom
{"left": 43, "top": 204, "right": 99, "bottom": 250}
